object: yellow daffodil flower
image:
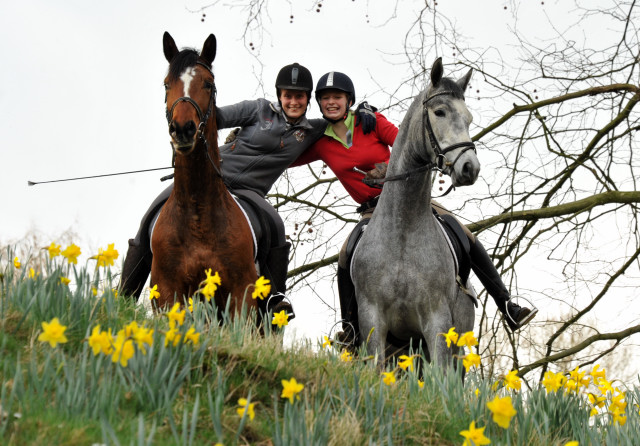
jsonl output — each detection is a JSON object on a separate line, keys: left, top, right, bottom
{"left": 611, "top": 406, "right": 627, "bottom": 426}
{"left": 487, "top": 395, "right": 517, "bottom": 429}
{"left": 237, "top": 398, "right": 255, "bottom": 420}
{"left": 251, "top": 276, "right": 271, "bottom": 300}
{"left": 474, "top": 388, "right": 480, "bottom": 397}
{"left": 564, "top": 442, "right": 579, "bottom": 446}
{"left": 28, "top": 267, "right": 36, "bottom": 278}
{"left": 439, "top": 326, "right": 458, "bottom": 348}
{"left": 281, "top": 377, "right": 304, "bottom": 403}
{"left": 188, "top": 297, "right": 194, "bottom": 312}
{"left": 93, "top": 243, "right": 119, "bottom": 267}
{"left": 340, "top": 350, "right": 353, "bottom": 363}
{"left": 184, "top": 326, "right": 200, "bottom": 346}
{"left": 111, "top": 333, "right": 135, "bottom": 367}
{"left": 88, "top": 325, "right": 114, "bottom": 356}
{"left": 13, "top": 256, "right": 21, "bottom": 269}
{"left": 418, "top": 380, "right": 424, "bottom": 389}
{"left": 167, "top": 302, "right": 186, "bottom": 327}
{"left": 61, "top": 243, "right": 81, "bottom": 264}
{"left": 132, "top": 326, "right": 154, "bottom": 354}
{"left": 322, "top": 336, "right": 332, "bottom": 349}
{"left": 590, "top": 364, "right": 606, "bottom": 384}
{"left": 37, "top": 317, "right": 68, "bottom": 348}
{"left": 462, "top": 352, "right": 481, "bottom": 372}
{"left": 149, "top": 284, "right": 160, "bottom": 300}
{"left": 459, "top": 420, "right": 490, "bottom": 446}
{"left": 611, "top": 391, "right": 627, "bottom": 413}
{"left": 60, "top": 276, "right": 71, "bottom": 286}
{"left": 198, "top": 268, "right": 222, "bottom": 301}
{"left": 46, "top": 242, "right": 61, "bottom": 258}
{"left": 164, "top": 327, "right": 181, "bottom": 347}
{"left": 382, "top": 371, "right": 396, "bottom": 386}
{"left": 541, "top": 370, "right": 566, "bottom": 394}
{"left": 456, "top": 331, "right": 478, "bottom": 349}
{"left": 271, "top": 310, "right": 289, "bottom": 328}
{"left": 569, "top": 366, "right": 590, "bottom": 389}
{"left": 503, "top": 369, "right": 521, "bottom": 391}
{"left": 397, "top": 354, "right": 415, "bottom": 371}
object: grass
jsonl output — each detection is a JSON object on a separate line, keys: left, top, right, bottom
{"left": 1, "top": 244, "right": 639, "bottom": 445}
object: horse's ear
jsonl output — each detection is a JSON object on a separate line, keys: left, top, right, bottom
{"left": 457, "top": 68, "right": 473, "bottom": 94}
{"left": 200, "top": 34, "right": 217, "bottom": 67}
{"left": 163, "top": 32, "right": 179, "bottom": 63}
{"left": 430, "top": 57, "right": 444, "bottom": 87}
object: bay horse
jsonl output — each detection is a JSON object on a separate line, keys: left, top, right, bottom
{"left": 150, "top": 32, "right": 258, "bottom": 315}
{"left": 352, "top": 58, "right": 480, "bottom": 370}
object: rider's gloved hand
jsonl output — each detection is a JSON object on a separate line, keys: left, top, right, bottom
{"left": 355, "top": 101, "right": 377, "bottom": 134}
{"left": 364, "top": 163, "right": 388, "bottom": 180}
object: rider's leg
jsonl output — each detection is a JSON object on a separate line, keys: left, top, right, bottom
{"left": 431, "top": 200, "right": 536, "bottom": 331}
{"left": 119, "top": 185, "right": 173, "bottom": 300}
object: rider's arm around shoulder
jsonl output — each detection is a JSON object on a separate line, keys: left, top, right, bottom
{"left": 373, "top": 112, "right": 399, "bottom": 147}
{"left": 216, "top": 98, "right": 268, "bottom": 130}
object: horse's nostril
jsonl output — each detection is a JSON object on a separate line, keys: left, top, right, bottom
{"left": 184, "top": 121, "right": 196, "bottom": 139}
{"left": 172, "top": 120, "right": 197, "bottom": 141}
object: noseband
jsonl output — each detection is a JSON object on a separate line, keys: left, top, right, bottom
{"left": 363, "top": 90, "right": 476, "bottom": 188}
{"left": 165, "top": 60, "right": 221, "bottom": 178}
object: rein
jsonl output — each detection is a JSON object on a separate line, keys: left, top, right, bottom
{"left": 363, "top": 90, "right": 476, "bottom": 188}
{"left": 165, "top": 60, "right": 223, "bottom": 179}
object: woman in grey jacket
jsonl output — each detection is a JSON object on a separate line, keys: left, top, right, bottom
{"left": 119, "top": 63, "right": 375, "bottom": 318}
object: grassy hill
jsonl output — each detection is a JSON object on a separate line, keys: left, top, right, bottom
{"left": 1, "top": 244, "right": 638, "bottom": 445}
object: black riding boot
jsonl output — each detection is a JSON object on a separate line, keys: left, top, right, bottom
{"left": 119, "top": 238, "right": 152, "bottom": 300}
{"left": 336, "top": 265, "right": 360, "bottom": 348}
{"left": 469, "top": 239, "right": 537, "bottom": 331}
{"left": 259, "top": 242, "right": 295, "bottom": 319}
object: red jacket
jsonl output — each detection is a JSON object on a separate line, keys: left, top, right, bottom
{"left": 291, "top": 112, "right": 398, "bottom": 204}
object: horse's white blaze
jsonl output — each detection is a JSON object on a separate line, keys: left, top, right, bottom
{"left": 180, "top": 67, "right": 197, "bottom": 98}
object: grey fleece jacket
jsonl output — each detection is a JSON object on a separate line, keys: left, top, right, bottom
{"left": 217, "top": 98, "right": 326, "bottom": 197}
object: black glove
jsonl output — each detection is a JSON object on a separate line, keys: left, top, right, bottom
{"left": 355, "top": 101, "right": 377, "bottom": 135}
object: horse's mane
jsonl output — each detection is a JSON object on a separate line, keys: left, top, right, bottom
{"left": 167, "top": 48, "right": 209, "bottom": 81}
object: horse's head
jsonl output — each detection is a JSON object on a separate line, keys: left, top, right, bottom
{"left": 163, "top": 32, "right": 217, "bottom": 155}
{"left": 423, "top": 58, "right": 480, "bottom": 187}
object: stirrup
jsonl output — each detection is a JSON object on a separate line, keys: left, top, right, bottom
{"left": 266, "top": 292, "right": 295, "bottom": 319}
{"left": 328, "top": 320, "right": 357, "bottom": 348}
{"left": 505, "top": 295, "right": 538, "bottom": 330}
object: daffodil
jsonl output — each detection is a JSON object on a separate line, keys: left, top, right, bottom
{"left": 251, "top": 276, "right": 271, "bottom": 300}
{"left": 188, "top": 297, "right": 194, "bottom": 312}
{"left": 340, "top": 350, "right": 353, "bottom": 362}
{"left": 199, "top": 268, "right": 221, "bottom": 301}
{"left": 281, "top": 377, "right": 304, "bottom": 403}
{"left": 61, "top": 243, "right": 81, "bottom": 264}
{"left": 93, "top": 243, "right": 119, "bottom": 267}
{"left": 503, "top": 370, "right": 521, "bottom": 391}
{"left": 28, "top": 267, "right": 36, "bottom": 278}
{"left": 569, "top": 366, "right": 590, "bottom": 389}
{"left": 487, "top": 395, "right": 517, "bottom": 429}
{"left": 590, "top": 364, "right": 606, "bottom": 383}
{"left": 164, "top": 326, "right": 181, "bottom": 347}
{"left": 167, "top": 302, "right": 186, "bottom": 327}
{"left": 37, "top": 317, "right": 68, "bottom": 348}
{"left": 149, "top": 284, "right": 160, "bottom": 300}
{"left": 398, "top": 354, "right": 415, "bottom": 371}
{"left": 46, "top": 242, "right": 61, "bottom": 258}
{"left": 541, "top": 370, "right": 565, "bottom": 394}
{"left": 88, "top": 325, "right": 114, "bottom": 355}
{"left": 322, "top": 336, "right": 332, "bottom": 349}
{"left": 111, "top": 331, "right": 135, "bottom": 367}
{"left": 237, "top": 398, "right": 255, "bottom": 420}
{"left": 382, "top": 371, "right": 396, "bottom": 386}
{"left": 456, "top": 331, "right": 478, "bottom": 349}
{"left": 440, "top": 326, "right": 458, "bottom": 348}
{"left": 610, "top": 405, "right": 627, "bottom": 426}
{"left": 184, "top": 326, "right": 200, "bottom": 346}
{"left": 132, "top": 325, "right": 154, "bottom": 354}
{"left": 611, "top": 391, "right": 627, "bottom": 413}
{"left": 459, "top": 420, "right": 490, "bottom": 446}
{"left": 564, "top": 442, "right": 579, "bottom": 446}
{"left": 418, "top": 380, "right": 424, "bottom": 389}
{"left": 272, "top": 310, "right": 289, "bottom": 328}
{"left": 13, "top": 256, "right": 21, "bottom": 269}
{"left": 462, "top": 352, "right": 481, "bottom": 372}
{"left": 60, "top": 276, "right": 71, "bottom": 286}
{"left": 597, "top": 378, "right": 614, "bottom": 395}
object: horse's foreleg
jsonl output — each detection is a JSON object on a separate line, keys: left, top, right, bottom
{"left": 358, "top": 302, "right": 388, "bottom": 368}
{"left": 424, "top": 314, "right": 455, "bottom": 371}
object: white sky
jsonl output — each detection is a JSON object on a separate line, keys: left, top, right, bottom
{"left": 3, "top": 0, "right": 636, "bottom": 364}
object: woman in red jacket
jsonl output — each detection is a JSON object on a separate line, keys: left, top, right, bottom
{"left": 293, "top": 71, "right": 536, "bottom": 347}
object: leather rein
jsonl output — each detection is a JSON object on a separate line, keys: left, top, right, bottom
{"left": 363, "top": 90, "right": 476, "bottom": 187}
{"left": 165, "top": 60, "right": 223, "bottom": 179}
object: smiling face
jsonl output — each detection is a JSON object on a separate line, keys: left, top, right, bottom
{"left": 279, "top": 89, "right": 309, "bottom": 120}
{"left": 318, "top": 89, "right": 350, "bottom": 121}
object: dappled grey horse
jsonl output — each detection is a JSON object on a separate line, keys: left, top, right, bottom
{"left": 352, "top": 58, "right": 480, "bottom": 369}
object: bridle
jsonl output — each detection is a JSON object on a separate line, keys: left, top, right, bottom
{"left": 165, "top": 60, "right": 222, "bottom": 178}
{"left": 363, "top": 90, "right": 476, "bottom": 188}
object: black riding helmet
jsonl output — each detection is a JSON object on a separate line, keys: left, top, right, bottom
{"left": 315, "top": 71, "right": 356, "bottom": 122}
{"left": 275, "top": 63, "right": 313, "bottom": 101}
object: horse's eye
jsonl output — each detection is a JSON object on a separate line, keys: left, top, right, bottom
{"left": 434, "top": 109, "right": 446, "bottom": 117}
{"left": 204, "top": 81, "right": 214, "bottom": 90}
{"left": 164, "top": 83, "right": 169, "bottom": 91}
